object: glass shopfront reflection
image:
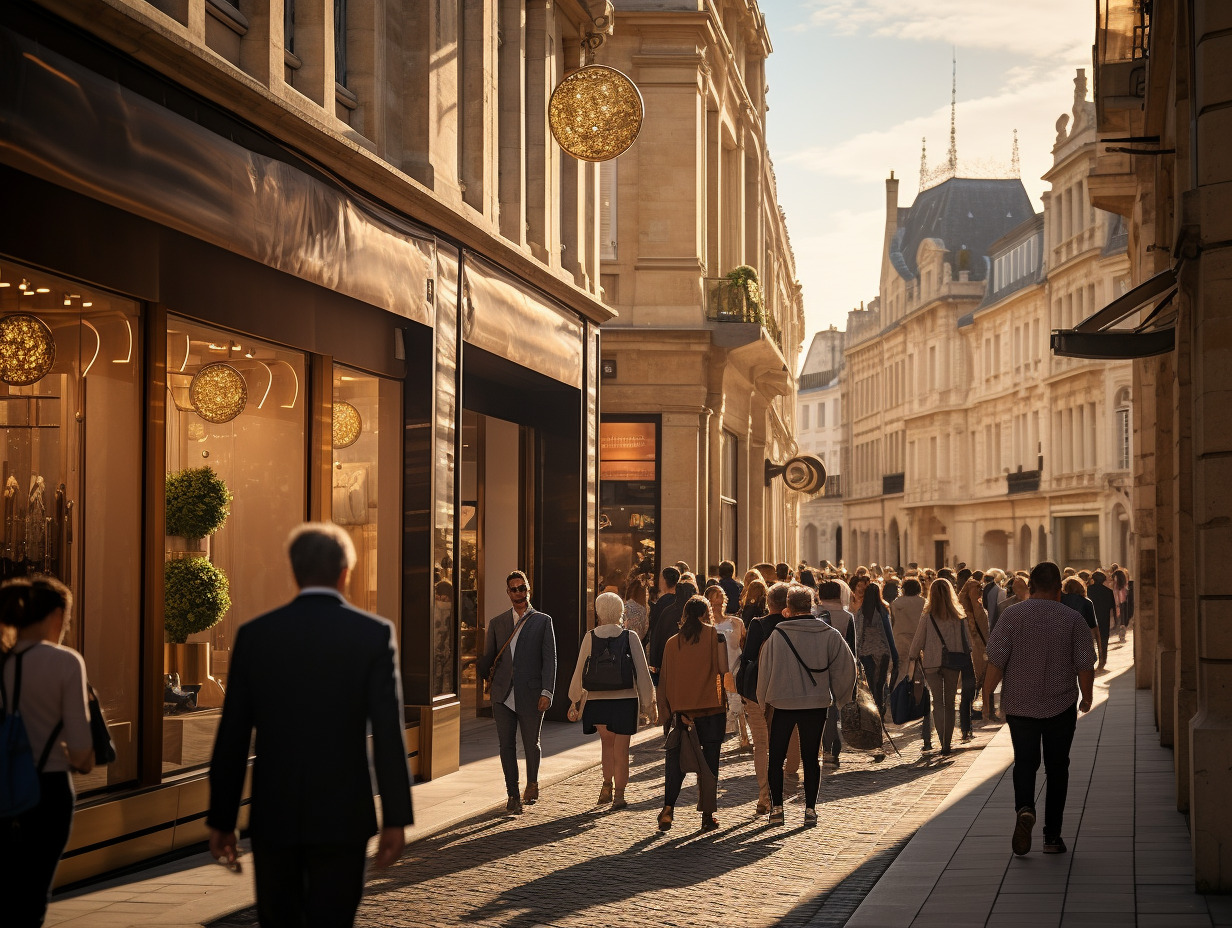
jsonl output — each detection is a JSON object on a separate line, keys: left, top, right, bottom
{"left": 598, "top": 419, "right": 659, "bottom": 594}
{"left": 0, "top": 259, "right": 142, "bottom": 792}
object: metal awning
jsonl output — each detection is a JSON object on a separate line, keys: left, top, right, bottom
{"left": 1051, "top": 266, "right": 1177, "bottom": 359}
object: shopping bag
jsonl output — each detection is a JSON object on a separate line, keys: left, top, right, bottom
{"left": 889, "top": 666, "right": 930, "bottom": 725}
{"left": 840, "top": 668, "right": 883, "bottom": 751}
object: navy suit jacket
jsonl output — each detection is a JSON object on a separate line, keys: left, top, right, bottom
{"left": 207, "top": 592, "right": 413, "bottom": 845}
{"left": 477, "top": 607, "right": 556, "bottom": 712}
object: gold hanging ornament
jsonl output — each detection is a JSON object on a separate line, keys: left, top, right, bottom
{"left": 189, "top": 362, "right": 247, "bottom": 423}
{"left": 0, "top": 313, "right": 56, "bottom": 386}
{"left": 548, "top": 64, "right": 643, "bottom": 162}
{"left": 332, "top": 401, "right": 362, "bottom": 449}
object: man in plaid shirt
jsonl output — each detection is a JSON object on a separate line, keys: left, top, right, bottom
{"left": 983, "top": 561, "right": 1096, "bottom": 856}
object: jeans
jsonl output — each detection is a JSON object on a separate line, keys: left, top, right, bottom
{"left": 959, "top": 659, "right": 977, "bottom": 733}
{"left": 664, "top": 712, "right": 724, "bottom": 807}
{"left": 0, "top": 771, "right": 75, "bottom": 928}
{"left": 252, "top": 838, "right": 369, "bottom": 928}
{"left": 493, "top": 701, "right": 545, "bottom": 796}
{"left": 860, "top": 654, "right": 891, "bottom": 717}
{"left": 1006, "top": 705, "right": 1078, "bottom": 840}
{"left": 745, "top": 699, "right": 771, "bottom": 807}
{"left": 768, "top": 707, "right": 827, "bottom": 808}
{"left": 924, "top": 668, "right": 961, "bottom": 751}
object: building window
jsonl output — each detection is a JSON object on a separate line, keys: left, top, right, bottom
{"left": 600, "top": 159, "right": 618, "bottom": 261}
{"left": 801, "top": 403, "right": 810, "bottom": 431}
{"left": 720, "top": 430, "right": 738, "bottom": 564}
{"left": 1116, "top": 403, "right": 1131, "bottom": 470}
{"left": 598, "top": 419, "right": 659, "bottom": 592}
{"left": 334, "top": 0, "right": 348, "bottom": 86}
{"left": 818, "top": 402, "right": 826, "bottom": 428}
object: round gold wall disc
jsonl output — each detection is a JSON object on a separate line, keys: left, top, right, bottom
{"left": 0, "top": 313, "right": 55, "bottom": 386}
{"left": 332, "top": 401, "right": 362, "bottom": 448}
{"left": 189, "top": 362, "right": 248, "bottom": 423}
{"left": 548, "top": 65, "right": 644, "bottom": 162}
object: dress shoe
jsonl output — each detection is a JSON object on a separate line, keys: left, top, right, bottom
{"left": 522, "top": 782, "right": 539, "bottom": 804}
{"left": 701, "top": 812, "right": 719, "bottom": 831}
{"left": 506, "top": 795, "right": 523, "bottom": 814}
{"left": 658, "top": 806, "right": 674, "bottom": 831}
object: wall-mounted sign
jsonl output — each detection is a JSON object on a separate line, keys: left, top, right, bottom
{"left": 600, "top": 421, "right": 655, "bottom": 462}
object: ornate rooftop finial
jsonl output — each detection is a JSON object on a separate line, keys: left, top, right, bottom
{"left": 947, "top": 50, "right": 958, "bottom": 173}
{"left": 920, "top": 137, "right": 928, "bottom": 189}
{"left": 1011, "top": 129, "right": 1020, "bottom": 177}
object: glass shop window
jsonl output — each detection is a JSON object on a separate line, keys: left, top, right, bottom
{"left": 0, "top": 260, "right": 142, "bottom": 794}
{"left": 598, "top": 420, "right": 658, "bottom": 596}
{"left": 163, "top": 317, "right": 306, "bottom": 773}
{"left": 331, "top": 365, "right": 402, "bottom": 624}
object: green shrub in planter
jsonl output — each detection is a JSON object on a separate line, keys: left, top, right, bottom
{"left": 164, "top": 557, "right": 231, "bottom": 643}
{"left": 166, "top": 467, "right": 232, "bottom": 540}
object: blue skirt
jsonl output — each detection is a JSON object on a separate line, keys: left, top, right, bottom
{"left": 582, "top": 697, "right": 639, "bottom": 735}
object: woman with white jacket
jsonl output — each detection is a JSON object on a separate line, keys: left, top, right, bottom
{"left": 756, "top": 585, "right": 857, "bottom": 826}
{"left": 567, "top": 592, "right": 654, "bottom": 809}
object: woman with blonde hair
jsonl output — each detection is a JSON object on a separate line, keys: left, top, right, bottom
{"left": 622, "top": 575, "right": 650, "bottom": 642}
{"left": 739, "top": 578, "right": 768, "bottom": 624}
{"left": 907, "top": 578, "right": 971, "bottom": 756}
{"left": 567, "top": 592, "right": 654, "bottom": 809}
{"left": 705, "top": 585, "right": 749, "bottom": 749}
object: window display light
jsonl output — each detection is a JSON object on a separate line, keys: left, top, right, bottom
{"left": 189, "top": 362, "right": 247, "bottom": 423}
{"left": 0, "top": 313, "right": 56, "bottom": 386}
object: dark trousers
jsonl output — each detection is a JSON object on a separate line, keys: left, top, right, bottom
{"left": 769, "top": 707, "right": 827, "bottom": 807}
{"left": 1096, "top": 619, "right": 1111, "bottom": 666}
{"left": 959, "top": 660, "right": 977, "bottom": 733}
{"left": 1007, "top": 705, "right": 1078, "bottom": 840}
{"left": 0, "top": 771, "right": 75, "bottom": 928}
{"left": 860, "top": 654, "right": 891, "bottom": 716}
{"left": 492, "top": 701, "right": 545, "bottom": 796}
{"left": 822, "top": 703, "right": 842, "bottom": 758}
{"left": 664, "top": 712, "right": 723, "bottom": 807}
{"left": 252, "top": 838, "right": 369, "bottom": 928}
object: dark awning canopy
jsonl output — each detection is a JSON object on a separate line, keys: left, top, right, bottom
{"left": 1051, "top": 266, "right": 1177, "bottom": 359}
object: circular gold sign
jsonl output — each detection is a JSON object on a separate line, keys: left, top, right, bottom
{"left": 548, "top": 65, "right": 644, "bottom": 162}
{"left": 190, "top": 362, "right": 247, "bottom": 424}
{"left": 332, "top": 401, "right": 362, "bottom": 449}
{"left": 0, "top": 314, "right": 55, "bottom": 386}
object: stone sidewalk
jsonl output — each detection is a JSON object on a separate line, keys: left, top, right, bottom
{"left": 847, "top": 634, "right": 1229, "bottom": 928}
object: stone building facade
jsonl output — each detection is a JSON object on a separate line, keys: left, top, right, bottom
{"left": 797, "top": 327, "right": 844, "bottom": 566}
{"left": 1076, "top": 0, "right": 1232, "bottom": 889}
{"left": 594, "top": 0, "right": 804, "bottom": 584}
{"left": 840, "top": 75, "right": 1133, "bottom": 573}
{"left": 0, "top": 0, "right": 615, "bottom": 882}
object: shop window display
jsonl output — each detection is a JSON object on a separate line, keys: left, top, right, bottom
{"left": 0, "top": 259, "right": 142, "bottom": 793}
{"left": 598, "top": 420, "right": 658, "bottom": 595}
{"left": 163, "top": 318, "right": 306, "bottom": 772}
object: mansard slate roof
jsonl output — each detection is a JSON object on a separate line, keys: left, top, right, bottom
{"left": 964, "top": 214, "right": 1046, "bottom": 322}
{"left": 889, "top": 177, "right": 1036, "bottom": 284}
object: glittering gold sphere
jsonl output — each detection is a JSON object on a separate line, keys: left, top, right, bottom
{"left": 332, "top": 401, "right": 362, "bottom": 449}
{"left": 189, "top": 363, "right": 247, "bottom": 424}
{"left": 0, "top": 314, "right": 55, "bottom": 386}
{"left": 548, "top": 65, "right": 643, "bottom": 162}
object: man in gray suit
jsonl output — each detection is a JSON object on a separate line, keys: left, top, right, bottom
{"left": 477, "top": 570, "right": 556, "bottom": 814}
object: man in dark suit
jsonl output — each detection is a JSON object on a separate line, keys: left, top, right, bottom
{"left": 208, "top": 523, "right": 412, "bottom": 928}
{"left": 1087, "top": 570, "right": 1116, "bottom": 669}
{"left": 648, "top": 566, "right": 680, "bottom": 631}
{"left": 477, "top": 570, "right": 556, "bottom": 814}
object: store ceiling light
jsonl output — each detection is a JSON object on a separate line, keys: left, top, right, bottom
{"left": 548, "top": 65, "right": 643, "bottom": 163}
{"left": 332, "top": 401, "right": 362, "bottom": 448}
{"left": 189, "top": 362, "right": 247, "bottom": 423}
{"left": 0, "top": 313, "right": 56, "bottom": 386}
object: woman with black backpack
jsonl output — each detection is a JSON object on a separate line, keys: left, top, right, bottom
{"left": 0, "top": 576, "right": 94, "bottom": 928}
{"left": 567, "top": 592, "right": 653, "bottom": 810}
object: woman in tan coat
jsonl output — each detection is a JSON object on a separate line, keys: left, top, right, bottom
{"left": 657, "top": 596, "right": 729, "bottom": 832}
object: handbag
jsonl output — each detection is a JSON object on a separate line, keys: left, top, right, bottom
{"left": 929, "top": 615, "right": 969, "bottom": 671}
{"left": 889, "top": 664, "right": 931, "bottom": 724}
{"left": 735, "top": 618, "right": 764, "bottom": 701}
{"left": 840, "top": 667, "right": 883, "bottom": 751}
{"left": 582, "top": 630, "right": 634, "bottom": 691}
{"left": 87, "top": 684, "right": 116, "bottom": 765}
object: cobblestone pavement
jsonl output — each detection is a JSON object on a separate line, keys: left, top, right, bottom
{"left": 213, "top": 709, "right": 1002, "bottom": 928}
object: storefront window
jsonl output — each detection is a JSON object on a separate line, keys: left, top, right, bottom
{"left": 598, "top": 419, "right": 658, "bottom": 594}
{"left": 163, "top": 317, "right": 306, "bottom": 772}
{"left": 1055, "top": 515, "right": 1100, "bottom": 571}
{"left": 331, "top": 366, "right": 402, "bottom": 624}
{"left": 0, "top": 260, "right": 142, "bottom": 793}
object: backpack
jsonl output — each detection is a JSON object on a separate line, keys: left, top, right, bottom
{"left": 1, "top": 650, "right": 61, "bottom": 819}
{"left": 582, "top": 630, "right": 634, "bottom": 691}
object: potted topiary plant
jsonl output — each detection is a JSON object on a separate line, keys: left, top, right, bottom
{"left": 721, "top": 265, "right": 763, "bottom": 321}
{"left": 164, "top": 466, "right": 233, "bottom": 708}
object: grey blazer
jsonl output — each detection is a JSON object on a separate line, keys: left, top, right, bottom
{"left": 477, "top": 607, "right": 557, "bottom": 712}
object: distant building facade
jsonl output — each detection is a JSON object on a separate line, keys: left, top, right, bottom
{"left": 594, "top": 0, "right": 805, "bottom": 584}
{"left": 840, "top": 73, "right": 1132, "bottom": 572}
{"left": 797, "top": 327, "right": 844, "bottom": 566}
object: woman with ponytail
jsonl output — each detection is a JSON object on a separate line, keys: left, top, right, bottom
{"left": 0, "top": 576, "right": 93, "bottom": 928}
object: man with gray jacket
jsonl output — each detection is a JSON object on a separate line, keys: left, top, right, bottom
{"left": 756, "top": 585, "right": 857, "bottom": 826}
{"left": 478, "top": 570, "right": 557, "bottom": 814}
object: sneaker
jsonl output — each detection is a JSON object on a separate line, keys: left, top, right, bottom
{"left": 506, "top": 795, "right": 523, "bottom": 815}
{"left": 803, "top": 808, "right": 818, "bottom": 827}
{"left": 768, "top": 805, "right": 784, "bottom": 826}
{"left": 1012, "top": 807, "right": 1036, "bottom": 856}
{"left": 1042, "top": 836, "right": 1067, "bottom": 854}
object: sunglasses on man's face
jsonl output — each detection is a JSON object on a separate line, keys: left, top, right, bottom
{"left": 508, "top": 585, "right": 528, "bottom": 594}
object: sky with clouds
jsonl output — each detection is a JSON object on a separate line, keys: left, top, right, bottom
{"left": 756, "top": 0, "right": 1095, "bottom": 351}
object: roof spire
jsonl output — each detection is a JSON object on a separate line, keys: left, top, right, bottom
{"left": 948, "top": 50, "right": 958, "bottom": 174}
{"left": 920, "top": 136, "right": 928, "bottom": 189}
{"left": 1011, "top": 129, "right": 1020, "bottom": 177}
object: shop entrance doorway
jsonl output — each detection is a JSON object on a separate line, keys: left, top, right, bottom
{"left": 458, "top": 409, "right": 532, "bottom": 718}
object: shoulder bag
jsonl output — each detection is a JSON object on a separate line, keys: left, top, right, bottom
{"left": 87, "top": 683, "right": 116, "bottom": 765}
{"left": 771, "top": 627, "right": 833, "bottom": 687}
{"left": 929, "top": 615, "right": 970, "bottom": 671}
{"left": 485, "top": 611, "right": 532, "bottom": 687}
{"left": 735, "top": 618, "right": 764, "bottom": 701}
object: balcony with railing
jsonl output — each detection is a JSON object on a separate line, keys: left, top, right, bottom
{"left": 824, "top": 474, "right": 842, "bottom": 498}
{"left": 882, "top": 472, "right": 905, "bottom": 495}
{"left": 1096, "top": 0, "right": 1149, "bottom": 113}
{"left": 1006, "top": 469, "right": 1042, "bottom": 495}
{"left": 704, "top": 276, "right": 783, "bottom": 353}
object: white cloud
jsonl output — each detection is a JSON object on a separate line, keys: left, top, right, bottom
{"left": 791, "top": 206, "right": 886, "bottom": 334}
{"left": 796, "top": 0, "right": 1091, "bottom": 60}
